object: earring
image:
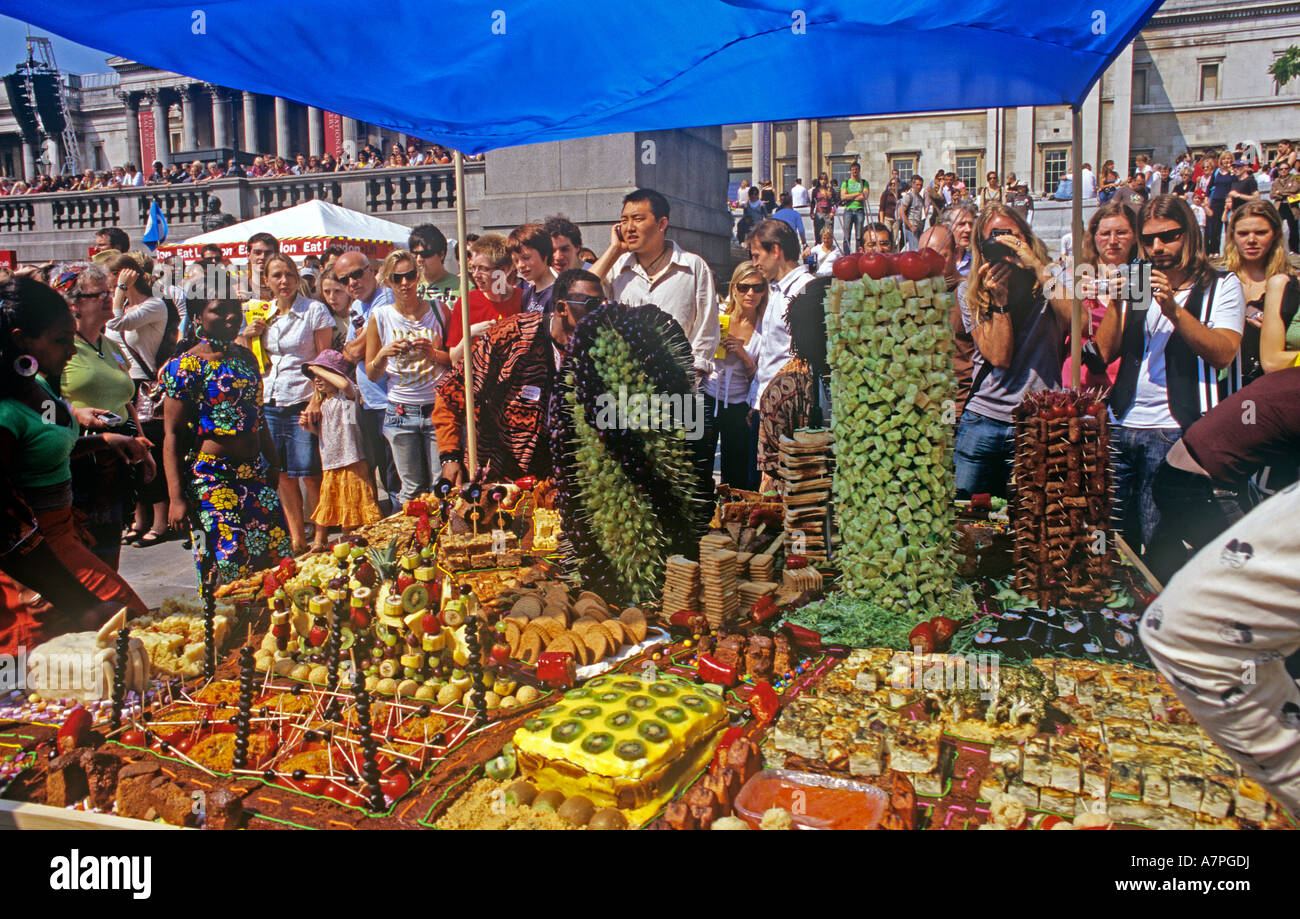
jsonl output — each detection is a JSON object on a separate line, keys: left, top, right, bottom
{"left": 13, "top": 354, "right": 38, "bottom": 377}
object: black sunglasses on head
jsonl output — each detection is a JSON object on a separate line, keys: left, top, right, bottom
{"left": 1139, "top": 228, "right": 1185, "bottom": 246}
{"left": 391, "top": 269, "right": 419, "bottom": 283}
{"left": 340, "top": 267, "right": 368, "bottom": 282}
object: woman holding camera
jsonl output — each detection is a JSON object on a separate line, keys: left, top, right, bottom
{"left": 236, "top": 253, "right": 333, "bottom": 555}
{"left": 364, "top": 250, "right": 444, "bottom": 509}
{"left": 1060, "top": 201, "right": 1136, "bottom": 389}
{"left": 955, "top": 205, "right": 1071, "bottom": 498}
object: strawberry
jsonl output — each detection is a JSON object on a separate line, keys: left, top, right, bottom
{"left": 396, "top": 573, "right": 416, "bottom": 595}
{"left": 309, "top": 625, "right": 328, "bottom": 647}
{"left": 908, "top": 622, "right": 936, "bottom": 654}
{"left": 57, "top": 705, "right": 93, "bottom": 754}
{"left": 491, "top": 642, "right": 511, "bottom": 663}
{"left": 422, "top": 613, "right": 440, "bottom": 635}
{"left": 350, "top": 607, "right": 370, "bottom": 629}
{"left": 261, "top": 571, "right": 280, "bottom": 597}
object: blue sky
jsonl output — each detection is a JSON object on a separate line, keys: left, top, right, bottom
{"left": 0, "top": 15, "right": 114, "bottom": 75}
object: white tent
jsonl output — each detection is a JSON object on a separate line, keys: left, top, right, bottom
{"left": 159, "top": 199, "right": 454, "bottom": 264}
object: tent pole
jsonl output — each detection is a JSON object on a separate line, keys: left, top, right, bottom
{"left": 454, "top": 149, "right": 478, "bottom": 476}
{"left": 1070, "top": 104, "right": 1083, "bottom": 390}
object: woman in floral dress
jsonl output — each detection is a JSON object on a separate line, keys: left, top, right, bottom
{"left": 161, "top": 279, "right": 291, "bottom": 587}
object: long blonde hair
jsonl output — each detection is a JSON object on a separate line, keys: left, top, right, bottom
{"left": 1224, "top": 200, "right": 1292, "bottom": 280}
{"left": 379, "top": 249, "right": 417, "bottom": 287}
{"left": 964, "top": 205, "right": 1051, "bottom": 319}
{"left": 725, "top": 260, "right": 767, "bottom": 319}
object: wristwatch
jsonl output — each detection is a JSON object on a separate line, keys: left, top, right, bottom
{"left": 989, "top": 303, "right": 1009, "bottom": 315}
{"left": 117, "top": 283, "right": 129, "bottom": 290}
{"left": 439, "top": 451, "right": 464, "bottom": 465}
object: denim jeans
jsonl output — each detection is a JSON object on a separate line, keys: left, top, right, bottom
{"left": 1110, "top": 424, "right": 1181, "bottom": 553}
{"left": 842, "top": 208, "right": 865, "bottom": 253}
{"left": 382, "top": 404, "right": 437, "bottom": 510}
{"left": 954, "top": 410, "right": 1015, "bottom": 499}
{"left": 263, "top": 402, "right": 320, "bottom": 478}
{"left": 358, "top": 406, "right": 400, "bottom": 503}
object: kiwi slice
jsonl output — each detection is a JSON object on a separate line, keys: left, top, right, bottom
{"left": 401, "top": 583, "right": 430, "bottom": 614}
{"left": 523, "top": 716, "right": 552, "bottom": 733}
{"left": 701, "top": 685, "right": 723, "bottom": 700}
{"left": 290, "top": 586, "right": 315, "bottom": 610}
{"left": 541, "top": 704, "right": 564, "bottom": 715}
{"left": 615, "top": 740, "right": 647, "bottom": 761}
{"left": 550, "top": 720, "right": 585, "bottom": 743}
{"left": 563, "top": 687, "right": 592, "bottom": 700}
{"left": 679, "top": 695, "right": 709, "bottom": 712}
{"left": 649, "top": 682, "right": 678, "bottom": 698}
{"left": 613, "top": 679, "right": 642, "bottom": 691}
{"left": 656, "top": 706, "right": 686, "bottom": 724}
{"left": 595, "top": 691, "right": 625, "bottom": 704}
{"left": 604, "top": 711, "right": 636, "bottom": 730}
{"left": 586, "top": 677, "right": 610, "bottom": 688}
{"left": 339, "top": 627, "right": 355, "bottom": 651}
{"left": 637, "top": 720, "right": 669, "bottom": 743}
{"left": 627, "top": 695, "right": 654, "bottom": 711}
{"left": 572, "top": 705, "right": 601, "bottom": 720}
{"left": 581, "top": 732, "right": 614, "bottom": 754}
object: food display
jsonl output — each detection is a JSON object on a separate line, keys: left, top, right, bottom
{"left": 779, "top": 430, "right": 834, "bottom": 565}
{"left": 824, "top": 270, "right": 960, "bottom": 615}
{"left": 24, "top": 609, "right": 150, "bottom": 703}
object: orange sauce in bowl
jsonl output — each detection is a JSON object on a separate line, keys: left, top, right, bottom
{"left": 737, "top": 774, "right": 886, "bottom": 830}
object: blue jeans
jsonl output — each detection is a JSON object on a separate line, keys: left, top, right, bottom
{"left": 842, "top": 208, "right": 865, "bottom": 253}
{"left": 954, "top": 410, "right": 1015, "bottom": 499}
{"left": 263, "top": 402, "right": 320, "bottom": 478}
{"left": 1111, "top": 424, "right": 1181, "bottom": 553}
{"left": 382, "top": 403, "right": 438, "bottom": 510}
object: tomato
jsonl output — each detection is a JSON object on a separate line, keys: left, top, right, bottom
{"left": 380, "top": 770, "right": 411, "bottom": 802}
{"left": 919, "top": 247, "right": 947, "bottom": 277}
{"left": 896, "top": 251, "right": 929, "bottom": 282}
{"left": 119, "top": 730, "right": 146, "bottom": 747}
{"left": 881, "top": 252, "right": 899, "bottom": 276}
{"left": 858, "top": 253, "right": 889, "bottom": 280}
{"left": 831, "top": 256, "right": 862, "bottom": 281}
{"left": 930, "top": 616, "right": 960, "bottom": 644}
{"left": 322, "top": 782, "right": 362, "bottom": 806}
{"left": 172, "top": 736, "right": 195, "bottom": 755}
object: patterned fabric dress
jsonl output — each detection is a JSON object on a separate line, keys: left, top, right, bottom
{"left": 757, "top": 357, "right": 815, "bottom": 474}
{"left": 161, "top": 348, "right": 292, "bottom": 586}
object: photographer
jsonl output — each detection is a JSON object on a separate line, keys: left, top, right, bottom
{"left": 1094, "top": 194, "right": 1245, "bottom": 556}
{"left": 955, "top": 206, "right": 1071, "bottom": 497}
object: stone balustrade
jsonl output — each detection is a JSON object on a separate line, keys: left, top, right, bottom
{"left": 0, "top": 163, "right": 484, "bottom": 263}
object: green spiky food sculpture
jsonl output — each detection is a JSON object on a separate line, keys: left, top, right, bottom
{"left": 550, "top": 302, "right": 708, "bottom": 607}
{"left": 824, "top": 274, "right": 959, "bottom": 613}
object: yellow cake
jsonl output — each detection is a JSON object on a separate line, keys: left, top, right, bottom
{"left": 512, "top": 674, "right": 727, "bottom": 825}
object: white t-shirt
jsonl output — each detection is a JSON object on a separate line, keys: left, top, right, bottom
{"left": 747, "top": 265, "right": 814, "bottom": 407}
{"left": 790, "top": 182, "right": 810, "bottom": 209}
{"left": 370, "top": 301, "right": 444, "bottom": 404}
{"left": 812, "top": 243, "right": 841, "bottom": 277}
{"left": 1117, "top": 274, "right": 1245, "bottom": 429}
{"left": 1081, "top": 168, "right": 1097, "bottom": 200}
{"left": 263, "top": 295, "right": 334, "bottom": 405}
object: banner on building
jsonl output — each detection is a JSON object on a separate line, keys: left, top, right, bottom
{"left": 324, "top": 112, "right": 343, "bottom": 158}
{"left": 139, "top": 109, "right": 157, "bottom": 168}
{"left": 0, "top": 250, "right": 17, "bottom": 269}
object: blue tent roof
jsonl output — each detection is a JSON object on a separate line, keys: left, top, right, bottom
{"left": 6, "top": 1, "right": 1164, "bottom": 153}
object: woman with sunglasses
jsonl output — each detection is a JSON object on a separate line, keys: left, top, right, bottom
{"left": 237, "top": 253, "right": 333, "bottom": 554}
{"left": 363, "top": 250, "right": 445, "bottom": 509}
{"left": 700, "top": 263, "right": 765, "bottom": 490}
{"left": 63, "top": 265, "right": 155, "bottom": 571}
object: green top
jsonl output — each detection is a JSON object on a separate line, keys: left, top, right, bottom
{"left": 0, "top": 375, "right": 80, "bottom": 488}
{"left": 419, "top": 273, "right": 466, "bottom": 301}
{"left": 62, "top": 333, "right": 136, "bottom": 417}
{"left": 1287, "top": 308, "right": 1300, "bottom": 353}
{"left": 840, "top": 178, "right": 867, "bottom": 211}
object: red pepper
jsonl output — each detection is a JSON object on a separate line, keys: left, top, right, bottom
{"left": 514, "top": 476, "right": 536, "bottom": 491}
{"left": 749, "top": 680, "right": 779, "bottom": 725}
{"left": 536, "top": 652, "right": 576, "bottom": 686}
{"left": 908, "top": 622, "right": 936, "bottom": 653}
{"left": 710, "top": 724, "right": 744, "bottom": 773}
{"left": 784, "top": 623, "right": 822, "bottom": 651}
{"left": 669, "top": 609, "right": 701, "bottom": 628}
{"left": 696, "top": 653, "right": 737, "bottom": 687}
{"left": 785, "top": 555, "right": 808, "bottom": 570}
{"left": 930, "top": 616, "right": 960, "bottom": 644}
{"left": 750, "top": 596, "right": 779, "bottom": 624}
{"left": 404, "top": 500, "right": 428, "bottom": 517}
{"left": 57, "top": 706, "right": 93, "bottom": 754}
{"left": 260, "top": 571, "right": 280, "bottom": 597}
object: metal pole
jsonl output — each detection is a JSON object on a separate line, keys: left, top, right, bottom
{"left": 454, "top": 149, "right": 478, "bottom": 476}
{"left": 1070, "top": 105, "right": 1084, "bottom": 390}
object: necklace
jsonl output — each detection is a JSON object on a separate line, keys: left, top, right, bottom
{"left": 77, "top": 330, "right": 104, "bottom": 356}
{"left": 641, "top": 246, "right": 671, "bottom": 279}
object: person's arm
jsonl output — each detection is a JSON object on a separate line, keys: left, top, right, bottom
{"left": 692, "top": 266, "right": 722, "bottom": 386}
{"left": 162, "top": 395, "right": 193, "bottom": 532}
{"left": 364, "top": 315, "right": 400, "bottom": 382}
{"left": 105, "top": 295, "right": 166, "bottom": 332}
{"left": 1259, "top": 275, "right": 1298, "bottom": 373}
{"left": 1094, "top": 296, "right": 1124, "bottom": 365}
{"left": 967, "top": 264, "right": 1016, "bottom": 370}
{"left": 1155, "top": 272, "right": 1243, "bottom": 371}
{"left": 590, "top": 224, "right": 627, "bottom": 291}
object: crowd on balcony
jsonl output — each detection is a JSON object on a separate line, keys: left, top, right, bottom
{"left": 0, "top": 140, "right": 485, "bottom": 196}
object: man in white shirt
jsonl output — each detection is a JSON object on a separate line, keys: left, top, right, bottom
{"left": 744, "top": 217, "right": 814, "bottom": 412}
{"left": 790, "top": 177, "right": 810, "bottom": 211}
{"left": 122, "top": 163, "right": 145, "bottom": 187}
{"left": 1081, "top": 163, "right": 1097, "bottom": 200}
{"left": 591, "top": 188, "right": 720, "bottom": 385}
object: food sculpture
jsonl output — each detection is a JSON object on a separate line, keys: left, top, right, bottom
{"left": 824, "top": 254, "right": 959, "bottom": 615}
{"left": 550, "top": 302, "right": 708, "bottom": 607}
{"left": 26, "top": 608, "right": 150, "bottom": 703}
{"left": 1009, "top": 389, "right": 1117, "bottom": 607}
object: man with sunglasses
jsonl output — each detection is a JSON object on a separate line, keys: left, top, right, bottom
{"left": 1094, "top": 194, "right": 1245, "bottom": 557}
{"left": 409, "top": 224, "right": 460, "bottom": 301}
{"left": 434, "top": 269, "right": 602, "bottom": 485}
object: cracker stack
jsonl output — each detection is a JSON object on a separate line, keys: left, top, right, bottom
{"left": 700, "top": 532, "right": 736, "bottom": 554}
{"left": 779, "top": 429, "right": 835, "bottom": 564}
{"left": 749, "top": 554, "right": 775, "bottom": 581}
{"left": 661, "top": 555, "right": 700, "bottom": 618}
{"left": 782, "top": 566, "right": 824, "bottom": 593}
{"left": 699, "top": 549, "right": 740, "bottom": 629}
{"left": 738, "top": 580, "right": 778, "bottom": 613}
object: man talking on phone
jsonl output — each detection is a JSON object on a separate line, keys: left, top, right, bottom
{"left": 1093, "top": 194, "right": 1245, "bottom": 558}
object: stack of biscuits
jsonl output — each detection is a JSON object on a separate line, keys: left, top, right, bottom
{"left": 698, "top": 548, "right": 740, "bottom": 630}
{"left": 778, "top": 429, "right": 835, "bottom": 564}
{"left": 738, "top": 579, "right": 778, "bottom": 614}
{"left": 748, "top": 554, "right": 775, "bottom": 581}
{"left": 661, "top": 555, "right": 701, "bottom": 618}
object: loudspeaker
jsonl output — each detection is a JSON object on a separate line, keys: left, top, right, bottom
{"left": 32, "top": 72, "right": 66, "bottom": 137}
{"left": 2, "top": 73, "right": 40, "bottom": 143}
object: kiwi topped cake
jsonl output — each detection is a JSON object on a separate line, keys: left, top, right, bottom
{"left": 512, "top": 673, "right": 727, "bottom": 825}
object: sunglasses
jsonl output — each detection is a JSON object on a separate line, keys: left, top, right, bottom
{"left": 736, "top": 283, "right": 766, "bottom": 293}
{"left": 1139, "top": 228, "right": 1185, "bottom": 246}
{"left": 340, "top": 267, "right": 368, "bottom": 282}
{"left": 391, "top": 269, "right": 419, "bottom": 283}
{"left": 71, "top": 290, "right": 109, "bottom": 300}
{"left": 411, "top": 249, "right": 441, "bottom": 259}
{"left": 560, "top": 296, "right": 603, "bottom": 312}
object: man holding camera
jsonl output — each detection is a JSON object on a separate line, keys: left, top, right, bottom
{"left": 955, "top": 206, "right": 1071, "bottom": 497}
{"left": 1093, "top": 194, "right": 1245, "bottom": 557}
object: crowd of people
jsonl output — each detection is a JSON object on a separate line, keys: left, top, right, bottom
{"left": 0, "top": 140, "right": 485, "bottom": 196}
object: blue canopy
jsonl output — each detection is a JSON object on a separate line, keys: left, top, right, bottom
{"left": 6, "top": 1, "right": 1162, "bottom": 153}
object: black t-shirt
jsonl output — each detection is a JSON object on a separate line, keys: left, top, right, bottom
{"left": 1183, "top": 366, "right": 1300, "bottom": 483}
{"left": 1231, "top": 174, "right": 1259, "bottom": 198}
{"left": 1172, "top": 180, "right": 1195, "bottom": 197}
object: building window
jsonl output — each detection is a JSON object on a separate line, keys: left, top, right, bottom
{"left": 92, "top": 146, "right": 104, "bottom": 171}
{"left": 830, "top": 159, "right": 856, "bottom": 188}
{"left": 955, "top": 153, "right": 982, "bottom": 189}
{"left": 1133, "top": 68, "right": 1148, "bottom": 106}
{"left": 1043, "top": 147, "right": 1069, "bottom": 194}
{"left": 1199, "top": 63, "right": 1219, "bottom": 102}
{"left": 1274, "top": 53, "right": 1299, "bottom": 96}
{"left": 780, "top": 162, "right": 797, "bottom": 194}
{"left": 889, "top": 156, "right": 916, "bottom": 185}
{"left": 728, "top": 167, "right": 752, "bottom": 188}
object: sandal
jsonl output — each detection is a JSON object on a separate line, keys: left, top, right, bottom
{"left": 131, "top": 530, "right": 168, "bottom": 548}
{"left": 121, "top": 527, "right": 145, "bottom": 545}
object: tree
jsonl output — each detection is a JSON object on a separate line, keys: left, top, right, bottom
{"left": 1270, "top": 46, "right": 1300, "bottom": 88}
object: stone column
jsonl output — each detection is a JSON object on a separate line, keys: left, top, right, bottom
{"left": 274, "top": 96, "right": 292, "bottom": 158}
{"left": 180, "top": 85, "right": 199, "bottom": 151}
{"left": 985, "top": 108, "right": 1001, "bottom": 181}
{"left": 241, "top": 90, "right": 259, "bottom": 152}
{"left": 341, "top": 116, "right": 359, "bottom": 164}
{"left": 208, "top": 84, "right": 232, "bottom": 150}
{"left": 21, "top": 137, "right": 37, "bottom": 183}
{"left": 119, "top": 91, "right": 141, "bottom": 168}
{"left": 308, "top": 106, "right": 324, "bottom": 157}
{"left": 751, "top": 122, "right": 771, "bottom": 183}
{"left": 148, "top": 90, "right": 171, "bottom": 164}
{"left": 796, "top": 119, "right": 812, "bottom": 192}
{"left": 1015, "top": 106, "right": 1034, "bottom": 192}
{"left": 1110, "top": 42, "right": 1134, "bottom": 175}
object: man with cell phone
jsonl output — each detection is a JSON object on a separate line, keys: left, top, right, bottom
{"left": 1093, "top": 194, "right": 1246, "bottom": 558}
